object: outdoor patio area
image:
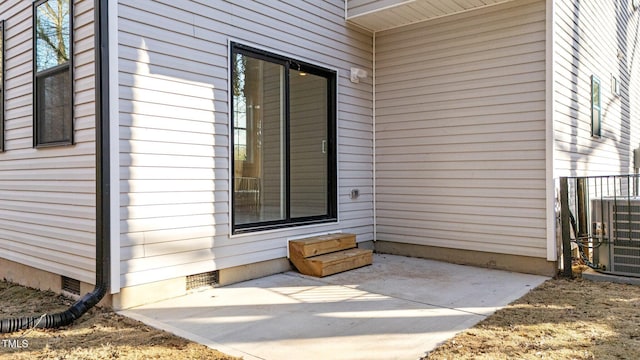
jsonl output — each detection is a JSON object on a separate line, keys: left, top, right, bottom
{"left": 120, "top": 254, "right": 549, "bottom": 360}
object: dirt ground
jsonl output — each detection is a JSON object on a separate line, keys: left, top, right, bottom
{"left": 1, "top": 273, "right": 639, "bottom": 360}
{"left": 425, "top": 273, "right": 640, "bottom": 360}
{"left": 0, "top": 280, "right": 239, "bottom": 360}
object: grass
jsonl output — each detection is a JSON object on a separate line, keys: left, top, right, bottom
{"left": 424, "top": 276, "right": 640, "bottom": 360}
{"left": 1, "top": 274, "right": 639, "bottom": 359}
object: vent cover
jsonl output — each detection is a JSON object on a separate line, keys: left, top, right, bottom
{"left": 61, "top": 276, "right": 80, "bottom": 295}
{"left": 186, "top": 271, "right": 219, "bottom": 291}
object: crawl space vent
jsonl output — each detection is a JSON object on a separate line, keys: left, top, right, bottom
{"left": 61, "top": 276, "right": 80, "bottom": 295}
{"left": 186, "top": 271, "right": 219, "bottom": 290}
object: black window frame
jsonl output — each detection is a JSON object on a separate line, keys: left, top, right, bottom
{"left": 0, "top": 20, "right": 5, "bottom": 152}
{"left": 32, "top": 0, "right": 74, "bottom": 148}
{"left": 230, "top": 42, "right": 338, "bottom": 234}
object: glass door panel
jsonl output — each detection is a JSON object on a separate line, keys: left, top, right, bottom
{"left": 289, "top": 69, "right": 328, "bottom": 218}
{"left": 233, "top": 54, "right": 285, "bottom": 225}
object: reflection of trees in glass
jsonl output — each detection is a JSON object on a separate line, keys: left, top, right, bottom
{"left": 34, "top": 0, "right": 72, "bottom": 146}
{"left": 232, "top": 54, "right": 246, "bottom": 97}
{"left": 233, "top": 54, "right": 248, "bottom": 160}
{"left": 35, "top": 0, "right": 70, "bottom": 72}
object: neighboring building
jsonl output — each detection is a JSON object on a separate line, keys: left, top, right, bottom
{"left": 0, "top": 0, "right": 638, "bottom": 308}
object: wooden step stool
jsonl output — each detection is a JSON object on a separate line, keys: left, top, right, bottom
{"left": 288, "top": 233, "right": 373, "bottom": 277}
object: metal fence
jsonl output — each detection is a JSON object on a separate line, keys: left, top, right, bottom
{"left": 560, "top": 175, "right": 640, "bottom": 278}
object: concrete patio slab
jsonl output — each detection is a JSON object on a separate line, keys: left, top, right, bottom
{"left": 120, "top": 254, "right": 549, "bottom": 360}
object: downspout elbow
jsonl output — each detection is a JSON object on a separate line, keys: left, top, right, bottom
{"left": 0, "top": 284, "right": 108, "bottom": 333}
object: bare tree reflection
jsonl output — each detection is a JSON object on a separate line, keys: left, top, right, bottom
{"left": 35, "top": 0, "right": 70, "bottom": 71}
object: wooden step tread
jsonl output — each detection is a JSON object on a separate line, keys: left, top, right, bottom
{"left": 292, "top": 248, "right": 373, "bottom": 277}
{"left": 307, "top": 248, "right": 372, "bottom": 263}
{"left": 289, "top": 233, "right": 356, "bottom": 258}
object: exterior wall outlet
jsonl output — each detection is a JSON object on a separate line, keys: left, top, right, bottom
{"left": 350, "top": 189, "right": 359, "bottom": 199}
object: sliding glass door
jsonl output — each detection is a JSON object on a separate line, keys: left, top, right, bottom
{"left": 231, "top": 43, "right": 336, "bottom": 233}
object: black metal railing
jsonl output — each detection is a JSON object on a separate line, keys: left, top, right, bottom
{"left": 560, "top": 175, "right": 640, "bottom": 278}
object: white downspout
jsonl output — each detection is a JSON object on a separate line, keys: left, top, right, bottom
{"left": 372, "top": 32, "right": 377, "bottom": 242}
{"left": 545, "top": 0, "right": 557, "bottom": 261}
{"left": 109, "top": 0, "right": 121, "bottom": 293}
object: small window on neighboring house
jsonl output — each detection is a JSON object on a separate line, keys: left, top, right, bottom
{"left": 591, "top": 75, "right": 601, "bottom": 138}
{"left": 0, "top": 20, "right": 5, "bottom": 152}
{"left": 33, "top": 0, "right": 73, "bottom": 147}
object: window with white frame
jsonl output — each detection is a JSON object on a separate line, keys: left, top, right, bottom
{"left": 591, "top": 75, "right": 601, "bottom": 138}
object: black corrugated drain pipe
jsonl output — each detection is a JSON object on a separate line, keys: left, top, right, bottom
{"left": 0, "top": 0, "right": 110, "bottom": 333}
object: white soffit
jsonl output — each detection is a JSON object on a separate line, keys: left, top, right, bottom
{"left": 347, "top": 0, "right": 514, "bottom": 32}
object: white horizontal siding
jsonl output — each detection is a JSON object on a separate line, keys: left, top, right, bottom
{"left": 554, "top": 1, "right": 640, "bottom": 176}
{"left": 0, "top": 1, "right": 97, "bottom": 284}
{"left": 118, "top": 0, "right": 373, "bottom": 287}
{"left": 375, "top": 0, "right": 547, "bottom": 258}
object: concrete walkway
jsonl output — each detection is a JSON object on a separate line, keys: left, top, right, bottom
{"left": 121, "top": 254, "right": 548, "bottom": 360}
